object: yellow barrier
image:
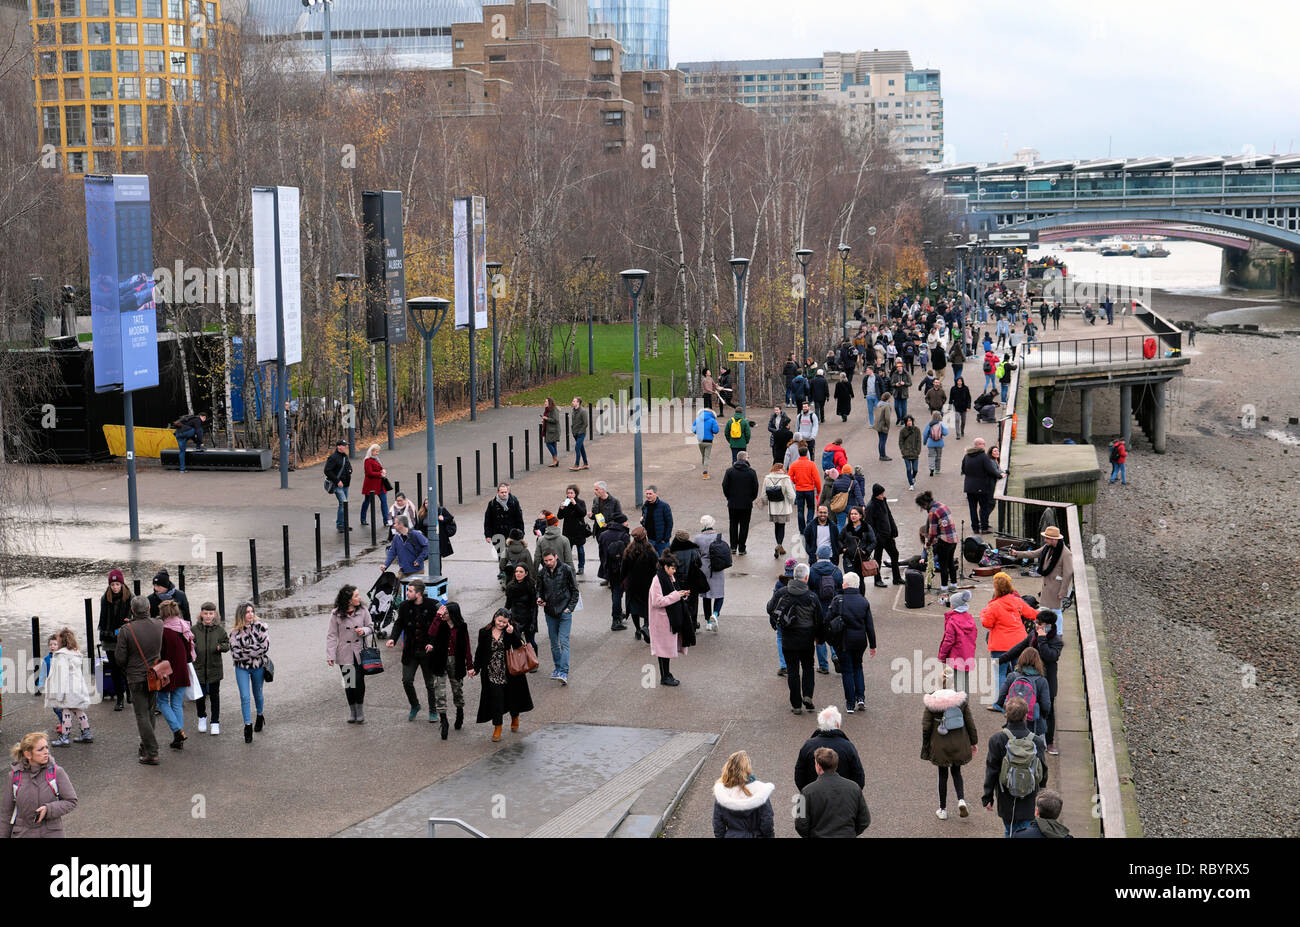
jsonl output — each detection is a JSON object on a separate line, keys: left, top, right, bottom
{"left": 102, "top": 425, "right": 178, "bottom": 459}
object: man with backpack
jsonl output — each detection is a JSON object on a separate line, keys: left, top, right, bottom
{"left": 999, "top": 353, "right": 1016, "bottom": 405}
{"left": 721, "top": 450, "right": 759, "bottom": 556}
{"left": 982, "top": 350, "right": 999, "bottom": 394}
{"left": 809, "top": 544, "right": 843, "bottom": 675}
{"left": 782, "top": 354, "right": 801, "bottom": 406}
{"left": 982, "top": 695, "right": 1049, "bottom": 837}
{"left": 725, "top": 408, "right": 751, "bottom": 465}
{"left": 1108, "top": 439, "right": 1128, "bottom": 485}
{"left": 793, "top": 401, "right": 819, "bottom": 444}
{"left": 767, "top": 563, "right": 824, "bottom": 714}
{"left": 598, "top": 513, "right": 631, "bottom": 630}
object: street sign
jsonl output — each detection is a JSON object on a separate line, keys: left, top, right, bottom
{"left": 727, "top": 351, "right": 754, "bottom": 362}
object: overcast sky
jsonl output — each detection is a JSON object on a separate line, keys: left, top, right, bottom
{"left": 670, "top": 0, "right": 1300, "bottom": 163}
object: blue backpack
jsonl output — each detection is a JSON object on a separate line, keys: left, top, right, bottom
{"left": 821, "top": 449, "right": 836, "bottom": 471}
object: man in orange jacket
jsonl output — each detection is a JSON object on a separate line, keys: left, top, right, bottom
{"left": 787, "top": 447, "right": 823, "bottom": 535}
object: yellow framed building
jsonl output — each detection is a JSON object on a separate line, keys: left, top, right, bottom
{"left": 30, "top": 0, "right": 229, "bottom": 173}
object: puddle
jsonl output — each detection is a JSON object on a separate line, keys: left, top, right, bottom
{"left": 1204, "top": 304, "right": 1300, "bottom": 329}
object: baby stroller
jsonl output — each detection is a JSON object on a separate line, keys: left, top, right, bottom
{"left": 367, "top": 571, "right": 401, "bottom": 639}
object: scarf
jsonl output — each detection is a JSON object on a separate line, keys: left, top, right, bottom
{"left": 1038, "top": 541, "right": 1065, "bottom": 578}
{"left": 163, "top": 615, "right": 196, "bottom": 662}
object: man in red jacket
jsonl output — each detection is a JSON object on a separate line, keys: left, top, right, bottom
{"left": 787, "top": 448, "right": 823, "bottom": 534}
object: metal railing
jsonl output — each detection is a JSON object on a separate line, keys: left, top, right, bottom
{"left": 992, "top": 363, "right": 1128, "bottom": 837}
{"left": 1024, "top": 334, "right": 1159, "bottom": 368}
{"left": 427, "top": 817, "right": 488, "bottom": 838}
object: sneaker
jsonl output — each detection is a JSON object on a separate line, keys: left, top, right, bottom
{"left": 408, "top": 706, "right": 420, "bottom": 722}
{"left": 138, "top": 755, "right": 160, "bottom": 766}
{"left": 856, "top": 700, "right": 866, "bottom": 712}
{"left": 958, "top": 799, "right": 969, "bottom": 817}
{"left": 197, "top": 717, "right": 208, "bottom": 733}
{"left": 936, "top": 808, "right": 948, "bottom": 821}
{"left": 550, "top": 669, "right": 561, "bottom": 680}
{"left": 50, "top": 733, "right": 70, "bottom": 747}
{"left": 429, "top": 711, "right": 439, "bottom": 724}
{"left": 791, "top": 706, "right": 803, "bottom": 715}
{"left": 210, "top": 723, "right": 220, "bottom": 736}
{"left": 558, "top": 673, "right": 568, "bottom": 686}
{"left": 777, "top": 667, "right": 787, "bottom": 677}
{"left": 908, "top": 484, "right": 915, "bottom": 491}
{"left": 1047, "top": 744, "right": 1059, "bottom": 755}
{"left": 802, "top": 698, "right": 815, "bottom": 710}
{"left": 817, "top": 666, "right": 830, "bottom": 675}
{"left": 73, "top": 730, "right": 93, "bottom": 743}
{"left": 846, "top": 705, "right": 855, "bottom": 714}
{"left": 831, "top": 656, "right": 842, "bottom": 674}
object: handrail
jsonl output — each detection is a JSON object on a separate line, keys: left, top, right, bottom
{"left": 427, "top": 816, "right": 488, "bottom": 838}
{"left": 991, "top": 358, "right": 1128, "bottom": 837}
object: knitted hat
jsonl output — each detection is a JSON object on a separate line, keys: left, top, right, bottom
{"left": 783, "top": 558, "right": 797, "bottom": 577}
{"left": 509, "top": 528, "right": 524, "bottom": 541}
{"left": 871, "top": 483, "right": 885, "bottom": 497}
{"left": 816, "top": 544, "right": 832, "bottom": 561}
{"left": 544, "top": 510, "right": 558, "bottom": 527}
{"left": 108, "top": 568, "right": 125, "bottom": 585}
{"left": 949, "top": 590, "right": 971, "bottom": 612}
{"left": 152, "top": 569, "right": 172, "bottom": 589}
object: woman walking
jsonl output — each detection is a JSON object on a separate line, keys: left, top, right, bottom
{"left": 558, "top": 484, "right": 589, "bottom": 575}
{"left": 937, "top": 590, "right": 977, "bottom": 693}
{"left": 839, "top": 506, "right": 876, "bottom": 594}
{"left": 994, "top": 647, "right": 1053, "bottom": 737}
{"left": 44, "top": 629, "right": 93, "bottom": 747}
{"left": 693, "top": 516, "right": 727, "bottom": 633}
{"left": 898, "top": 414, "right": 922, "bottom": 491}
{"left": 193, "top": 602, "right": 229, "bottom": 736}
{"left": 647, "top": 552, "right": 692, "bottom": 687}
{"left": 469, "top": 608, "right": 534, "bottom": 742}
{"left": 156, "top": 601, "right": 193, "bottom": 750}
{"left": 359, "top": 444, "right": 390, "bottom": 528}
{"left": 2, "top": 733, "right": 77, "bottom": 838}
{"left": 997, "top": 611, "right": 1063, "bottom": 753}
{"left": 949, "top": 376, "right": 971, "bottom": 440}
{"left": 873, "top": 392, "right": 893, "bottom": 462}
{"left": 668, "top": 529, "right": 705, "bottom": 632}
{"left": 504, "top": 563, "right": 539, "bottom": 655}
{"left": 762, "top": 463, "right": 796, "bottom": 559}
{"left": 622, "top": 527, "right": 659, "bottom": 644}
{"left": 712, "top": 750, "right": 775, "bottom": 838}
{"left": 97, "top": 569, "right": 131, "bottom": 711}
{"left": 921, "top": 668, "right": 978, "bottom": 821}
{"left": 827, "top": 573, "right": 875, "bottom": 713}
{"left": 923, "top": 410, "right": 949, "bottom": 477}
{"left": 833, "top": 374, "right": 853, "bottom": 422}
{"left": 230, "top": 603, "right": 270, "bottom": 743}
{"left": 326, "top": 585, "right": 374, "bottom": 724}
{"left": 979, "top": 572, "right": 1040, "bottom": 705}
{"left": 700, "top": 368, "right": 719, "bottom": 411}
{"left": 541, "top": 398, "right": 561, "bottom": 467}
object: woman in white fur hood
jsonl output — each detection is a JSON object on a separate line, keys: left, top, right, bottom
{"left": 712, "top": 750, "right": 775, "bottom": 838}
{"left": 921, "top": 669, "right": 979, "bottom": 822}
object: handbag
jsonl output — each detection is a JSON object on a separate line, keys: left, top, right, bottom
{"left": 507, "top": 638, "right": 539, "bottom": 676}
{"left": 262, "top": 657, "right": 275, "bottom": 684}
{"left": 381, "top": 476, "right": 393, "bottom": 492}
{"left": 324, "top": 478, "right": 336, "bottom": 495}
{"left": 861, "top": 557, "right": 880, "bottom": 578}
{"left": 358, "top": 632, "right": 385, "bottom": 676}
{"left": 185, "top": 662, "right": 203, "bottom": 701}
{"left": 125, "top": 622, "right": 171, "bottom": 691}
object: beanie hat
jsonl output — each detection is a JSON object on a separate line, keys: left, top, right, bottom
{"left": 108, "top": 568, "right": 125, "bottom": 585}
{"left": 949, "top": 590, "right": 971, "bottom": 612}
{"left": 508, "top": 528, "right": 524, "bottom": 541}
{"left": 816, "top": 544, "right": 832, "bottom": 561}
{"left": 152, "top": 569, "right": 172, "bottom": 589}
{"left": 544, "top": 510, "right": 558, "bottom": 527}
{"left": 871, "top": 483, "right": 885, "bottom": 497}
{"left": 783, "top": 558, "right": 797, "bottom": 577}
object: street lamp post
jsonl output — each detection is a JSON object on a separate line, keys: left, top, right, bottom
{"left": 619, "top": 269, "right": 648, "bottom": 500}
{"left": 336, "top": 272, "right": 359, "bottom": 458}
{"left": 582, "top": 254, "right": 597, "bottom": 374}
{"left": 729, "top": 257, "right": 749, "bottom": 411}
{"left": 795, "top": 248, "right": 813, "bottom": 368}
{"left": 301, "top": 0, "right": 332, "bottom": 80}
{"left": 486, "top": 261, "right": 502, "bottom": 409}
{"left": 866, "top": 227, "right": 877, "bottom": 319}
{"left": 838, "top": 242, "right": 851, "bottom": 335}
{"left": 407, "top": 296, "right": 450, "bottom": 597}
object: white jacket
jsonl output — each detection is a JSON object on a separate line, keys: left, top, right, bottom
{"left": 44, "top": 649, "right": 93, "bottom": 711}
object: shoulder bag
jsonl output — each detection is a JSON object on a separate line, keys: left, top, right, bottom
{"left": 507, "top": 634, "right": 539, "bottom": 676}
{"left": 125, "top": 621, "right": 171, "bottom": 692}
{"left": 358, "top": 631, "right": 385, "bottom": 676}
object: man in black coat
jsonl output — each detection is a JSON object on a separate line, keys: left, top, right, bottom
{"left": 865, "top": 484, "right": 903, "bottom": 587}
{"left": 960, "top": 438, "right": 1003, "bottom": 534}
{"left": 768, "top": 564, "right": 823, "bottom": 713}
{"left": 782, "top": 355, "right": 800, "bottom": 406}
{"left": 794, "top": 705, "right": 866, "bottom": 791}
{"left": 598, "top": 514, "right": 631, "bottom": 629}
{"left": 809, "top": 369, "right": 831, "bottom": 421}
{"left": 323, "top": 439, "right": 353, "bottom": 532}
{"left": 589, "top": 482, "right": 624, "bottom": 583}
{"left": 484, "top": 482, "right": 526, "bottom": 568}
{"left": 795, "top": 747, "right": 871, "bottom": 838}
{"left": 386, "top": 579, "right": 439, "bottom": 724}
{"left": 771, "top": 417, "right": 794, "bottom": 466}
{"left": 982, "top": 696, "right": 1049, "bottom": 836}
{"left": 721, "top": 451, "right": 759, "bottom": 555}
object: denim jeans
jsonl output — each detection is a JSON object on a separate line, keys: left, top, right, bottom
{"left": 866, "top": 395, "right": 878, "bottom": 426}
{"left": 835, "top": 511, "right": 847, "bottom": 532}
{"left": 894, "top": 397, "right": 907, "bottom": 422}
{"left": 904, "top": 457, "right": 919, "bottom": 485}
{"left": 360, "top": 490, "right": 389, "bottom": 525}
{"left": 575, "top": 543, "right": 585, "bottom": 571}
{"left": 174, "top": 427, "right": 200, "bottom": 470}
{"left": 157, "top": 688, "right": 186, "bottom": 733}
{"left": 840, "top": 642, "right": 866, "bottom": 706}
{"left": 1005, "top": 818, "right": 1037, "bottom": 837}
{"left": 795, "top": 490, "right": 816, "bottom": 533}
{"left": 235, "top": 665, "right": 265, "bottom": 725}
{"left": 877, "top": 432, "right": 888, "bottom": 459}
{"left": 545, "top": 441, "right": 558, "bottom": 461}
{"left": 334, "top": 485, "right": 349, "bottom": 529}
{"left": 1110, "top": 462, "right": 1127, "bottom": 484}
{"left": 1000, "top": 382, "right": 1009, "bottom": 403}
{"left": 775, "top": 624, "right": 786, "bottom": 670}
{"left": 816, "top": 641, "right": 831, "bottom": 672}
{"left": 785, "top": 383, "right": 796, "bottom": 405}
{"left": 990, "top": 652, "right": 1009, "bottom": 705}
{"left": 984, "top": 374, "right": 996, "bottom": 392}
{"left": 573, "top": 434, "right": 588, "bottom": 466}
{"left": 951, "top": 365, "right": 963, "bottom": 383}
{"left": 546, "top": 611, "right": 572, "bottom": 675}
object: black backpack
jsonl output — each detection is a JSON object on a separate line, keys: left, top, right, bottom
{"left": 826, "top": 595, "right": 846, "bottom": 637}
{"left": 1109, "top": 443, "right": 1121, "bottom": 464}
{"left": 708, "top": 534, "right": 733, "bottom": 572}
{"left": 816, "top": 571, "right": 838, "bottom": 604}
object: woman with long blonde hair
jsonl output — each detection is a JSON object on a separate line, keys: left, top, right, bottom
{"left": 360, "top": 443, "right": 390, "bottom": 528}
{"left": 712, "top": 750, "right": 774, "bottom": 838}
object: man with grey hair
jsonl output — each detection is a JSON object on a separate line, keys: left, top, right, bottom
{"left": 588, "top": 481, "right": 623, "bottom": 585}
{"left": 114, "top": 594, "right": 164, "bottom": 765}
{"left": 767, "top": 562, "right": 823, "bottom": 714}
{"left": 794, "top": 705, "right": 866, "bottom": 791}
{"left": 721, "top": 448, "right": 758, "bottom": 555}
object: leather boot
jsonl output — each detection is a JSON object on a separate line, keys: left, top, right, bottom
{"left": 354, "top": 704, "right": 366, "bottom": 724}
{"left": 114, "top": 694, "right": 124, "bottom": 711}
{"left": 455, "top": 706, "right": 464, "bottom": 730}
{"left": 492, "top": 724, "right": 502, "bottom": 742}
{"left": 510, "top": 715, "right": 520, "bottom": 732}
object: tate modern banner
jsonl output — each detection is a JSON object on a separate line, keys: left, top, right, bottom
{"left": 85, "top": 174, "right": 159, "bottom": 393}
{"left": 252, "top": 185, "right": 303, "bottom": 366}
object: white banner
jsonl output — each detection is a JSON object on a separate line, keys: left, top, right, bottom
{"left": 252, "top": 185, "right": 302, "bottom": 365}
{"left": 453, "top": 195, "right": 488, "bottom": 331}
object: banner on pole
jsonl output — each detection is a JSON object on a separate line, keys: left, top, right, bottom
{"left": 252, "top": 186, "right": 302, "bottom": 365}
{"left": 453, "top": 195, "right": 488, "bottom": 331}
{"left": 86, "top": 174, "right": 159, "bottom": 393}
{"left": 363, "top": 190, "right": 407, "bottom": 345}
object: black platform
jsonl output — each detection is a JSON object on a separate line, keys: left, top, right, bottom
{"left": 159, "top": 447, "right": 272, "bottom": 471}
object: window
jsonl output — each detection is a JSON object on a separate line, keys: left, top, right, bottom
{"left": 90, "top": 77, "right": 112, "bottom": 98}
{"left": 116, "top": 0, "right": 136, "bottom": 13}
{"left": 170, "top": 52, "right": 186, "bottom": 73}
{"left": 65, "top": 105, "right": 85, "bottom": 144}
{"left": 169, "top": 24, "right": 184, "bottom": 46}
{"left": 756, "top": 74, "right": 767, "bottom": 80}
{"left": 592, "top": 72, "right": 613, "bottom": 82}
{"left": 145, "top": 76, "right": 163, "bottom": 98}
{"left": 86, "top": 0, "right": 108, "bottom": 14}
{"left": 591, "top": 47, "right": 612, "bottom": 62}
{"left": 63, "top": 77, "right": 83, "bottom": 98}
{"left": 35, "top": 0, "right": 55, "bottom": 16}
{"left": 120, "top": 104, "right": 142, "bottom": 144}
{"left": 143, "top": 0, "right": 161, "bottom": 14}
{"left": 147, "top": 104, "right": 166, "bottom": 143}
{"left": 43, "top": 108, "right": 61, "bottom": 146}
{"left": 743, "top": 74, "right": 753, "bottom": 82}
{"left": 888, "top": 79, "right": 895, "bottom": 86}
{"left": 169, "top": 77, "right": 187, "bottom": 99}
{"left": 145, "top": 50, "right": 165, "bottom": 71}
{"left": 487, "top": 54, "right": 505, "bottom": 62}
{"left": 742, "top": 96, "right": 755, "bottom": 104}
{"left": 91, "top": 104, "right": 115, "bottom": 144}
{"left": 603, "top": 140, "right": 623, "bottom": 152}
{"left": 62, "top": 50, "right": 82, "bottom": 72}
{"left": 167, "top": 0, "right": 182, "bottom": 17}
{"left": 67, "top": 151, "right": 86, "bottom": 173}
{"left": 454, "top": 39, "right": 464, "bottom": 49}
{"left": 41, "top": 78, "right": 59, "bottom": 99}
{"left": 118, "top": 76, "right": 139, "bottom": 98}
{"left": 799, "top": 72, "right": 809, "bottom": 80}
{"left": 144, "top": 23, "right": 163, "bottom": 44}
{"left": 36, "top": 24, "right": 56, "bottom": 45}
{"left": 61, "top": 0, "right": 80, "bottom": 15}
{"left": 643, "top": 105, "right": 660, "bottom": 120}
{"left": 602, "top": 110, "right": 623, "bottom": 125}
{"left": 88, "top": 21, "right": 110, "bottom": 43}
{"left": 39, "top": 52, "right": 57, "bottom": 74}
{"left": 117, "top": 23, "right": 138, "bottom": 44}
{"left": 93, "top": 151, "right": 114, "bottom": 172}
{"left": 60, "top": 22, "right": 80, "bottom": 43}
{"left": 89, "top": 49, "right": 111, "bottom": 71}
{"left": 118, "top": 50, "right": 139, "bottom": 71}
{"left": 121, "top": 151, "right": 142, "bottom": 172}
{"left": 645, "top": 131, "right": 661, "bottom": 143}
{"left": 642, "top": 80, "right": 661, "bottom": 94}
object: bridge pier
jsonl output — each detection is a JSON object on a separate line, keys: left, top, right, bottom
{"left": 1079, "top": 388, "right": 1095, "bottom": 444}
{"left": 1151, "top": 380, "right": 1168, "bottom": 454}
{"left": 1119, "top": 384, "right": 1132, "bottom": 444}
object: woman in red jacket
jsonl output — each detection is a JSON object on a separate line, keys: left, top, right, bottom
{"left": 979, "top": 572, "right": 1038, "bottom": 710}
{"left": 360, "top": 443, "right": 390, "bottom": 528}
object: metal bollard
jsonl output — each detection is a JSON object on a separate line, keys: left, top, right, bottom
{"left": 283, "top": 525, "right": 291, "bottom": 589}
{"left": 30, "top": 616, "right": 40, "bottom": 690}
{"left": 524, "top": 429, "right": 530, "bottom": 472}
{"left": 177, "top": 564, "right": 185, "bottom": 591}
{"left": 456, "top": 456, "right": 463, "bottom": 506}
{"left": 84, "top": 599, "right": 94, "bottom": 660}
{"left": 589, "top": 402, "right": 595, "bottom": 439}
{"left": 493, "top": 442, "right": 499, "bottom": 487}
{"left": 417, "top": 472, "right": 423, "bottom": 508}
{"left": 371, "top": 511, "right": 377, "bottom": 547}
{"left": 394, "top": 480, "right": 400, "bottom": 496}
{"left": 314, "top": 513, "right": 322, "bottom": 574}
{"left": 217, "top": 551, "right": 226, "bottom": 618}
{"left": 343, "top": 501, "right": 351, "bottom": 559}
{"left": 475, "top": 449, "right": 481, "bottom": 497}
{"left": 133, "top": 579, "right": 141, "bottom": 596}
{"left": 564, "top": 412, "right": 570, "bottom": 452}
{"left": 508, "top": 436, "right": 515, "bottom": 479}
{"left": 438, "top": 465, "right": 444, "bottom": 507}
{"left": 249, "top": 538, "right": 260, "bottom": 605}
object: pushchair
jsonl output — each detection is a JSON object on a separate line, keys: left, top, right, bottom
{"left": 366, "top": 571, "right": 401, "bottom": 639}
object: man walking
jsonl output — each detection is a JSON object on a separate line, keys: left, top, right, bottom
{"left": 795, "top": 747, "right": 871, "bottom": 838}
{"left": 386, "top": 579, "right": 438, "bottom": 723}
{"left": 641, "top": 485, "right": 674, "bottom": 555}
{"left": 484, "top": 482, "right": 526, "bottom": 581}
{"left": 536, "top": 551, "right": 579, "bottom": 685}
{"left": 889, "top": 361, "right": 911, "bottom": 423}
{"left": 725, "top": 407, "right": 751, "bottom": 465}
{"left": 767, "top": 563, "right": 823, "bottom": 714}
{"left": 324, "top": 439, "right": 353, "bottom": 532}
{"left": 961, "top": 438, "right": 1002, "bottom": 534}
{"left": 722, "top": 450, "right": 759, "bottom": 555}
{"left": 787, "top": 447, "right": 822, "bottom": 534}
{"left": 810, "top": 370, "right": 830, "bottom": 421}
{"left": 782, "top": 354, "right": 800, "bottom": 406}
{"left": 793, "top": 401, "right": 819, "bottom": 445}
{"left": 982, "top": 696, "right": 1049, "bottom": 836}
{"left": 533, "top": 510, "right": 575, "bottom": 578}
{"left": 114, "top": 595, "right": 164, "bottom": 766}
{"left": 383, "top": 516, "right": 429, "bottom": 579}
{"left": 569, "top": 397, "right": 589, "bottom": 471}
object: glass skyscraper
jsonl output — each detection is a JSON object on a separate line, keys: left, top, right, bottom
{"left": 588, "top": 0, "right": 666, "bottom": 71}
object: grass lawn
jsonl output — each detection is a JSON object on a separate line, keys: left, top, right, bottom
{"left": 507, "top": 323, "right": 736, "bottom": 406}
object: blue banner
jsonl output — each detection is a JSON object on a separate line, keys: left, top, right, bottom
{"left": 230, "top": 335, "right": 245, "bottom": 423}
{"left": 86, "top": 174, "right": 159, "bottom": 393}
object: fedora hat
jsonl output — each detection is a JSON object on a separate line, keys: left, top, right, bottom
{"left": 1042, "top": 526, "right": 1063, "bottom": 541}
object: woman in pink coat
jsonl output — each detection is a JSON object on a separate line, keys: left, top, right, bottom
{"left": 937, "top": 589, "right": 978, "bottom": 694}
{"left": 647, "top": 553, "right": 693, "bottom": 688}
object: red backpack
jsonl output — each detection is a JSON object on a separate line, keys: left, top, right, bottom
{"left": 1006, "top": 675, "right": 1039, "bottom": 722}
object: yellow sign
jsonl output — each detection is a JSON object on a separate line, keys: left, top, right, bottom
{"left": 727, "top": 351, "right": 755, "bottom": 362}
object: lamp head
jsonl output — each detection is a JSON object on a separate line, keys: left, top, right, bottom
{"left": 407, "top": 296, "right": 450, "bottom": 338}
{"left": 335, "top": 272, "right": 359, "bottom": 283}
{"left": 838, "top": 243, "right": 851, "bottom": 255}
{"left": 729, "top": 257, "right": 750, "bottom": 280}
{"left": 486, "top": 261, "right": 503, "bottom": 272}
{"left": 619, "top": 268, "right": 648, "bottom": 299}
{"left": 795, "top": 248, "right": 813, "bottom": 265}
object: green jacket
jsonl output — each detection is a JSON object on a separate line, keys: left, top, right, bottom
{"left": 193, "top": 620, "right": 230, "bottom": 685}
{"left": 725, "top": 414, "right": 751, "bottom": 449}
{"left": 571, "top": 405, "right": 588, "bottom": 436}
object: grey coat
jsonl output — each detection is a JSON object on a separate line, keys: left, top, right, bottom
{"left": 534, "top": 524, "right": 575, "bottom": 579}
{"left": 2, "top": 761, "right": 77, "bottom": 838}
{"left": 325, "top": 606, "right": 373, "bottom": 666}
{"left": 693, "top": 530, "right": 727, "bottom": 599}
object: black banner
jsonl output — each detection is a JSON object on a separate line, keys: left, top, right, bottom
{"left": 362, "top": 189, "right": 406, "bottom": 345}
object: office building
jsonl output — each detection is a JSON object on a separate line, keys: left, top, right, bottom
{"left": 588, "top": 0, "right": 665, "bottom": 71}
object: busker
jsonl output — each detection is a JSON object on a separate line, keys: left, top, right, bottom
{"left": 1002, "top": 526, "right": 1074, "bottom": 634}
